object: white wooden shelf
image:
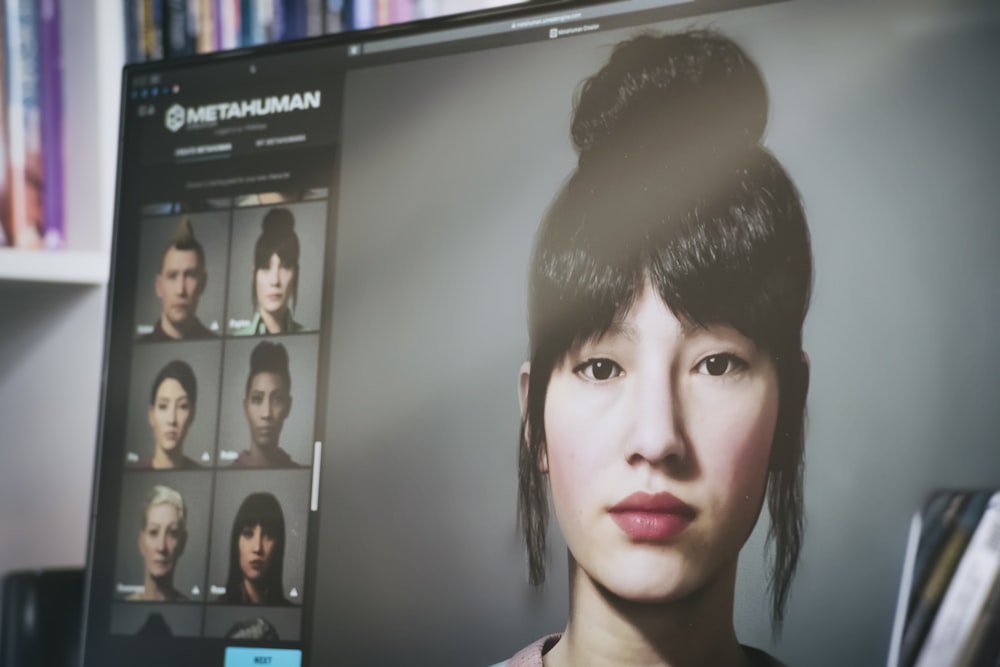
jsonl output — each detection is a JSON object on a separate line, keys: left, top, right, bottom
{"left": 0, "top": 247, "right": 109, "bottom": 284}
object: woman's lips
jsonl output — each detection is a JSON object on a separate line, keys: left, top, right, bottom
{"left": 609, "top": 492, "right": 696, "bottom": 542}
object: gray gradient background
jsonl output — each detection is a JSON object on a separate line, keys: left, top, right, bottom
{"left": 204, "top": 605, "right": 302, "bottom": 641}
{"left": 225, "top": 201, "right": 328, "bottom": 334}
{"left": 125, "top": 340, "right": 223, "bottom": 466}
{"left": 206, "top": 469, "right": 311, "bottom": 604}
{"left": 313, "top": 1, "right": 1000, "bottom": 665}
{"left": 133, "top": 212, "right": 232, "bottom": 336}
{"left": 215, "top": 335, "right": 320, "bottom": 466}
{"left": 114, "top": 471, "right": 212, "bottom": 601}
{"left": 110, "top": 602, "right": 204, "bottom": 637}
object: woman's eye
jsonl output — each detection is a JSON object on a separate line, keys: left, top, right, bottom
{"left": 574, "top": 358, "right": 623, "bottom": 381}
{"left": 696, "top": 354, "right": 745, "bottom": 377}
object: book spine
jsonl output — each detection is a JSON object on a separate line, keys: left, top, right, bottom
{"left": 0, "top": 2, "right": 9, "bottom": 247}
{"left": 219, "top": 0, "right": 237, "bottom": 49}
{"left": 4, "top": 0, "right": 43, "bottom": 249}
{"left": 213, "top": 0, "right": 222, "bottom": 50}
{"left": 352, "top": 0, "right": 374, "bottom": 30}
{"left": 196, "top": 0, "right": 215, "bottom": 52}
{"left": 901, "top": 492, "right": 991, "bottom": 666}
{"left": 909, "top": 492, "right": 970, "bottom": 617}
{"left": 956, "top": 569, "right": 1000, "bottom": 667}
{"left": 144, "top": 0, "right": 164, "bottom": 60}
{"left": 124, "top": 0, "right": 143, "bottom": 63}
{"left": 240, "top": 0, "right": 254, "bottom": 45}
{"left": 270, "top": 0, "right": 284, "bottom": 41}
{"left": 306, "top": 0, "right": 322, "bottom": 36}
{"left": 325, "top": 0, "right": 343, "bottom": 34}
{"left": 290, "top": 0, "right": 308, "bottom": 39}
{"left": 164, "top": 0, "right": 195, "bottom": 57}
{"left": 38, "top": 0, "right": 62, "bottom": 249}
{"left": 915, "top": 492, "right": 1000, "bottom": 667}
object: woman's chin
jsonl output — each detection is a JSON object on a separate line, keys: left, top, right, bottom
{"left": 585, "top": 553, "right": 697, "bottom": 604}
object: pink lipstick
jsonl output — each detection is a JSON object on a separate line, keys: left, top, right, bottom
{"left": 609, "top": 492, "right": 696, "bottom": 542}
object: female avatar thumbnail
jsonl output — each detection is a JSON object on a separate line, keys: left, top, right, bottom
{"left": 217, "top": 492, "right": 291, "bottom": 606}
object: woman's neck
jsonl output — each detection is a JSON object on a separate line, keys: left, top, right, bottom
{"left": 248, "top": 442, "right": 279, "bottom": 465}
{"left": 152, "top": 446, "right": 183, "bottom": 469}
{"left": 243, "top": 578, "right": 269, "bottom": 604}
{"left": 545, "top": 561, "right": 749, "bottom": 667}
{"left": 142, "top": 573, "right": 175, "bottom": 601}
{"left": 258, "top": 308, "right": 286, "bottom": 334}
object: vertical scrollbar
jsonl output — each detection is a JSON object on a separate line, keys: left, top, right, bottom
{"left": 310, "top": 441, "right": 322, "bottom": 512}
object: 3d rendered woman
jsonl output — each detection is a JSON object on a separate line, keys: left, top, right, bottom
{"left": 233, "top": 208, "right": 304, "bottom": 335}
{"left": 217, "top": 492, "right": 290, "bottom": 606}
{"left": 128, "top": 485, "right": 189, "bottom": 602}
{"left": 231, "top": 341, "right": 300, "bottom": 468}
{"left": 140, "top": 360, "right": 201, "bottom": 469}
{"left": 504, "top": 31, "right": 812, "bottom": 666}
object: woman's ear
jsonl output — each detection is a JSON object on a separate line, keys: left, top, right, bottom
{"left": 800, "top": 351, "right": 811, "bottom": 393}
{"left": 519, "top": 361, "right": 548, "bottom": 473}
{"left": 518, "top": 361, "right": 531, "bottom": 419}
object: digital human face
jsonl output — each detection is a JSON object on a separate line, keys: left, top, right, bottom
{"left": 255, "top": 254, "right": 295, "bottom": 318}
{"left": 138, "top": 503, "right": 185, "bottom": 580}
{"left": 244, "top": 372, "right": 292, "bottom": 449}
{"left": 154, "top": 247, "right": 204, "bottom": 329}
{"left": 538, "top": 282, "right": 779, "bottom": 603}
{"left": 148, "top": 378, "right": 193, "bottom": 454}
{"left": 239, "top": 523, "right": 276, "bottom": 583}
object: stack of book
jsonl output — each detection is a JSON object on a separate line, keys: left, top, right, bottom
{"left": 125, "top": 0, "right": 516, "bottom": 60}
{"left": 125, "top": 0, "right": 343, "bottom": 62}
{"left": 1, "top": 0, "right": 63, "bottom": 249}
{"left": 896, "top": 490, "right": 1000, "bottom": 667}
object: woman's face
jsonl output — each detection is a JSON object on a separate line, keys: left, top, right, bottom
{"left": 148, "top": 378, "right": 193, "bottom": 454}
{"left": 538, "top": 282, "right": 779, "bottom": 603}
{"left": 255, "top": 253, "right": 295, "bottom": 318}
{"left": 244, "top": 372, "right": 292, "bottom": 449}
{"left": 138, "top": 503, "right": 185, "bottom": 581}
{"left": 239, "top": 523, "right": 277, "bottom": 584}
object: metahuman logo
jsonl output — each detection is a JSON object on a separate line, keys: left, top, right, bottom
{"left": 165, "top": 104, "right": 185, "bottom": 132}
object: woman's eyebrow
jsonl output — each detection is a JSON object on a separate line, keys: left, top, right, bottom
{"left": 601, "top": 320, "right": 638, "bottom": 341}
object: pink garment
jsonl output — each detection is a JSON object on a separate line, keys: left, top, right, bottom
{"left": 504, "top": 634, "right": 561, "bottom": 667}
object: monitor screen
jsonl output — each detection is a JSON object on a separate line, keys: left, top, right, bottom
{"left": 82, "top": 0, "right": 1000, "bottom": 665}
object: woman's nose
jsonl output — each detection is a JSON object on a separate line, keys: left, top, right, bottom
{"left": 626, "top": 372, "right": 687, "bottom": 466}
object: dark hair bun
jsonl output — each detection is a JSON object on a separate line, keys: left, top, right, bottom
{"left": 572, "top": 31, "right": 768, "bottom": 167}
{"left": 262, "top": 207, "right": 295, "bottom": 235}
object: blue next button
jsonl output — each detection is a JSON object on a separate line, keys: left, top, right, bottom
{"left": 224, "top": 647, "right": 302, "bottom": 667}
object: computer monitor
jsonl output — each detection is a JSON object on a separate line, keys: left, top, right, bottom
{"left": 82, "top": 0, "right": 1000, "bottom": 665}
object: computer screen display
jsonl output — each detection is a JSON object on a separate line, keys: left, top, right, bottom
{"left": 82, "top": 0, "right": 1000, "bottom": 665}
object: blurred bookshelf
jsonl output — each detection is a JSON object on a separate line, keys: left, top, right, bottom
{"left": 0, "top": 0, "right": 123, "bottom": 283}
{"left": 125, "top": 0, "right": 525, "bottom": 62}
{"left": 0, "top": 0, "right": 519, "bottom": 286}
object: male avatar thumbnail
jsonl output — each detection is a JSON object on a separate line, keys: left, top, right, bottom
{"left": 139, "top": 217, "right": 217, "bottom": 342}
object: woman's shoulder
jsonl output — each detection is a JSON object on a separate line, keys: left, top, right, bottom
{"left": 491, "top": 637, "right": 784, "bottom": 667}
{"left": 232, "top": 313, "right": 263, "bottom": 336}
{"left": 742, "top": 644, "right": 788, "bottom": 667}
{"left": 491, "top": 634, "right": 561, "bottom": 667}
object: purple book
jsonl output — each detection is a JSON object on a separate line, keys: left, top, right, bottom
{"left": 38, "top": 0, "right": 63, "bottom": 249}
